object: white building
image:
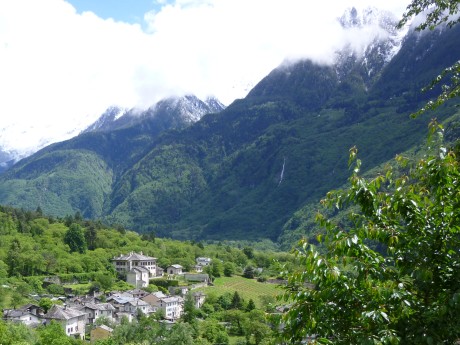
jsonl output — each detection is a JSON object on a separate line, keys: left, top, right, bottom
{"left": 112, "top": 252, "right": 157, "bottom": 278}
{"left": 155, "top": 296, "right": 183, "bottom": 320}
{"left": 77, "top": 303, "right": 115, "bottom": 324}
{"left": 167, "top": 264, "right": 183, "bottom": 275}
{"left": 44, "top": 305, "right": 86, "bottom": 339}
{"left": 2, "top": 309, "right": 41, "bottom": 326}
{"left": 126, "top": 267, "right": 150, "bottom": 288}
{"left": 196, "top": 257, "right": 212, "bottom": 266}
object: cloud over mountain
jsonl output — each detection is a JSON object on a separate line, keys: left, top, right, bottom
{"left": 0, "top": 0, "right": 406, "bottom": 158}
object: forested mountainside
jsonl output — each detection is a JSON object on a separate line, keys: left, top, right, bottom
{"left": 0, "top": 20, "right": 459, "bottom": 245}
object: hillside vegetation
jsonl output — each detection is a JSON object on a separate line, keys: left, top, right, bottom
{"left": 0, "top": 205, "right": 294, "bottom": 308}
{"left": 0, "top": 23, "right": 459, "bottom": 247}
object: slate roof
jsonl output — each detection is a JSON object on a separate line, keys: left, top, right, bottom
{"left": 112, "top": 252, "right": 156, "bottom": 261}
{"left": 129, "top": 267, "right": 150, "bottom": 273}
{"left": 3, "top": 309, "right": 32, "bottom": 318}
{"left": 160, "top": 296, "right": 183, "bottom": 304}
{"left": 126, "top": 288, "right": 149, "bottom": 297}
{"left": 127, "top": 299, "right": 150, "bottom": 307}
{"left": 45, "top": 305, "right": 86, "bottom": 320}
{"left": 97, "top": 324, "right": 113, "bottom": 332}
{"left": 80, "top": 303, "right": 116, "bottom": 311}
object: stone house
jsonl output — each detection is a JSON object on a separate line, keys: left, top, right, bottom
{"left": 167, "top": 264, "right": 183, "bottom": 275}
{"left": 125, "top": 288, "right": 149, "bottom": 299}
{"left": 77, "top": 303, "right": 115, "bottom": 324}
{"left": 106, "top": 295, "right": 151, "bottom": 316}
{"left": 2, "top": 307, "right": 42, "bottom": 326}
{"left": 44, "top": 305, "right": 86, "bottom": 339}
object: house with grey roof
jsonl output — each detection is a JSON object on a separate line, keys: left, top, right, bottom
{"left": 127, "top": 266, "right": 150, "bottom": 288}
{"left": 77, "top": 303, "right": 115, "bottom": 324}
{"left": 112, "top": 252, "right": 157, "bottom": 278}
{"left": 196, "top": 257, "right": 212, "bottom": 266}
{"left": 149, "top": 296, "right": 183, "bottom": 320}
{"left": 167, "top": 264, "right": 183, "bottom": 275}
{"left": 44, "top": 305, "right": 86, "bottom": 339}
{"left": 3, "top": 308, "right": 42, "bottom": 326}
{"left": 113, "top": 252, "right": 158, "bottom": 287}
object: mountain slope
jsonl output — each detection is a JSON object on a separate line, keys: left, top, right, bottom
{"left": 0, "top": 14, "right": 459, "bottom": 243}
{"left": 104, "top": 22, "right": 460, "bottom": 240}
{"left": 0, "top": 95, "right": 223, "bottom": 219}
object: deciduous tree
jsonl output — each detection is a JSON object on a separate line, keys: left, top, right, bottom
{"left": 278, "top": 123, "right": 460, "bottom": 344}
{"left": 64, "top": 223, "right": 87, "bottom": 253}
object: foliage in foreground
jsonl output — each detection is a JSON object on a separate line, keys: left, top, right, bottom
{"left": 278, "top": 122, "right": 460, "bottom": 344}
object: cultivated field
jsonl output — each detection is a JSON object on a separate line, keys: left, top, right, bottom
{"left": 200, "top": 276, "right": 282, "bottom": 307}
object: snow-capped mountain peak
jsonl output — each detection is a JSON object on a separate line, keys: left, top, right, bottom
{"left": 334, "top": 6, "right": 408, "bottom": 85}
{"left": 82, "top": 95, "right": 225, "bottom": 134}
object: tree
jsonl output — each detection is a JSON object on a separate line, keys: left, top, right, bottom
{"left": 211, "top": 260, "right": 223, "bottom": 278}
{"left": 39, "top": 297, "right": 54, "bottom": 313}
{"left": 93, "top": 272, "right": 114, "bottom": 293}
{"left": 6, "top": 238, "right": 21, "bottom": 276}
{"left": 243, "top": 310, "right": 272, "bottom": 345}
{"left": 0, "top": 319, "right": 37, "bottom": 345}
{"left": 398, "top": 0, "right": 460, "bottom": 30}
{"left": 223, "top": 262, "right": 235, "bottom": 277}
{"left": 217, "top": 292, "right": 233, "bottom": 310}
{"left": 64, "top": 223, "right": 87, "bottom": 253}
{"left": 37, "top": 321, "right": 74, "bottom": 345}
{"left": 200, "top": 319, "right": 229, "bottom": 345}
{"left": 164, "top": 322, "right": 194, "bottom": 345}
{"left": 398, "top": 0, "right": 460, "bottom": 118}
{"left": 231, "top": 291, "right": 244, "bottom": 310}
{"left": 84, "top": 223, "right": 97, "bottom": 250}
{"left": 243, "top": 266, "right": 255, "bottom": 279}
{"left": 243, "top": 246, "right": 255, "bottom": 259}
{"left": 182, "top": 292, "right": 198, "bottom": 323}
{"left": 278, "top": 123, "right": 460, "bottom": 344}
{"left": 246, "top": 299, "right": 256, "bottom": 312}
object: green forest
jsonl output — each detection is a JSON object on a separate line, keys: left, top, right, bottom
{"left": 0, "top": 205, "right": 294, "bottom": 344}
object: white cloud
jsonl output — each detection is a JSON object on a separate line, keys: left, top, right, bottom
{"left": 0, "top": 0, "right": 407, "bottom": 157}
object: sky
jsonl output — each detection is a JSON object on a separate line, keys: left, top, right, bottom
{"left": 0, "top": 0, "right": 408, "bottom": 158}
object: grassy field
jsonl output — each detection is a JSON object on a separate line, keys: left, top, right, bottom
{"left": 199, "top": 276, "right": 282, "bottom": 307}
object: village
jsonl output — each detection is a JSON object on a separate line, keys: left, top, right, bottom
{"left": 2, "top": 252, "right": 211, "bottom": 343}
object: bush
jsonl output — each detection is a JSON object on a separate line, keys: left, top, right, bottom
{"left": 150, "top": 279, "right": 179, "bottom": 288}
{"left": 47, "top": 284, "right": 65, "bottom": 295}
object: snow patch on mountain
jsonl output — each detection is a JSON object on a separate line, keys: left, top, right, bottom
{"left": 82, "top": 95, "right": 225, "bottom": 134}
{"left": 334, "top": 7, "right": 408, "bottom": 84}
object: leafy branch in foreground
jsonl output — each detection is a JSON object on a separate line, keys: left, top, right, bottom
{"left": 277, "top": 122, "right": 460, "bottom": 344}
{"left": 398, "top": 0, "right": 460, "bottom": 118}
{"left": 411, "top": 61, "right": 460, "bottom": 118}
{"left": 398, "top": 0, "right": 460, "bottom": 30}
